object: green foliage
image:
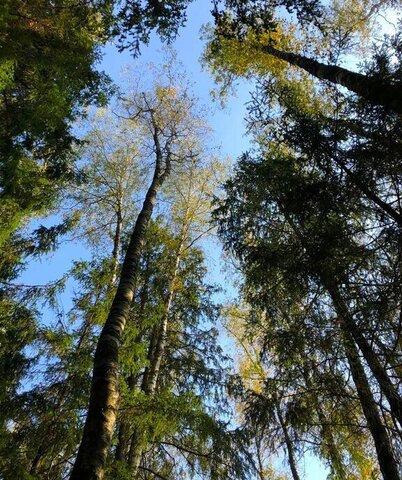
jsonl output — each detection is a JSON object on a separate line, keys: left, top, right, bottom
{"left": 0, "top": 0, "right": 114, "bottom": 256}
{"left": 214, "top": 33, "right": 402, "bottom": 477}
{"left": 115, "top": 0, "right": 193, "bottom": 53}
{"left": 112, "top": 222, "right": 246, "bottom": 479}
{"left": 2, "top": 3, "right": 401, "bottom": 478}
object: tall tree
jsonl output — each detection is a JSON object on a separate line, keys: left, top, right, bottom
{"left": 71, "top": 68, "right": 211, "bottom": 479}
{"left": 114, "top": 156, "right": 226, "bottom": 476}
{"left": 215, "top": 147, "right": 402, "bottom": 478}
{"left": 205, "top": 0, "right": 402, "bottom": 112}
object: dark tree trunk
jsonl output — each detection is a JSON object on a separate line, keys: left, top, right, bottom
{"left": 340, "top": 328, "right": 400, "bottom": 480}
{"left": 263, "top": 45, "right": 402, "bottom": 114}
{"left": 114, "top": 422, "right": 129, "bottom": 462}
{"left": 275, "top": 402, "right": 301, "bottom": 480}
{"left": 70, "top": 159, "right": 166, "bottom": 480}
{"left": 326, "top": 281, "right": 402, "bottom": 428}
{"left": 29, "top": 445, "right": 45, "bottom": 476}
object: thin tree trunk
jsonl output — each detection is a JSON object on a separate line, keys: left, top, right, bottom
{"left": 127, "top": 236, "right": 185, "bottom": 474}
{"left": 340, "top": 328, "right": 400, "bottom": 480}
{"left": 262, "top": 45, "right": 402, "bottom": 114}
{"left": 114, "top": 331, "right": 147, "bottom": 464}
{"left": 139, "top": 324, "right": 158, "bottom": 393}
{"left": 326, "top": 280, "right": 402, "bottom": 428}
{"left": 115, "top": 255, "right": 153, "bottom": 462}
{"left": 71, "top": 158, "right": 167, "bottom": 480}
{"left": 111, "top": 205, "right": 123, "bottom": 284}
{"left": 127, "top": 430, "right": 146, "bottom": 475}
{"left": 255, "top": 435, "right": 267, "bottom": 480}
{"left": 29, "top": 445, "right": 45, "bottom": 476}
{"left": 143, "top": 252, "right": 181, "bottom": 395}
{"left": 275, "top": 401, "right": 301, "bottom": 480}
{"left": 281, "top": 207, "right": 400, "bottom": 478}
{"left": 283, "top": 212, "right": 402, "bottom": 426}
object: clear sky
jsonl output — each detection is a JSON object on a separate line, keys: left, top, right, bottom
{"left": 19, "top": 1, "right": 333, "bottom": 477}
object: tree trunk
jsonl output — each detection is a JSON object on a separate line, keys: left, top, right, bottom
{"left": 114, "top": 333, "right": 147, "bottom": 464}
{"left": 127, "top": 237, "right": 185, "bottom": 475}
{"left": 275, "top": 402, "right": 301, "bottom": 480}
{"left": 340, "top": 328, "right": 400, "bottom": 480}
{"left": 70, "top": 160, "right": 165, "bottom": 480}
{"left": 326, "top": 280, "right": 402, "bottom": 428}
{"left": 29, "top": 445, "right": 45, "bottom": 476}
{"left": 143, "top": 252, "right": 181, "bottom": 395}
{"left": 262, "top": 45, "right": 402, "bottom": 114}
{"left": 127, "top": 430, "right": 146, "bottom": 476}
{"left": 283, "top": 213, "right": 402, "bottom": 426}
{"left": 111, "top": 204, "right": 123, "bottom": 284}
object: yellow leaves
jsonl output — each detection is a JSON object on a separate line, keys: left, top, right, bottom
{"left": 86, "top": 11, "right": 106, "bottom": 40}
{"left": 204, "top": 20, "right": 336, "bottom": 117}
{"left": 223, "top": 304, "right": 267, "bottom": 394}
{"left": 329, "top": 0, "right": 378, "bottom": 45}
{"left": 155, "top": 84, "right": 179, "bottom": 100}
{"left": 165, "top": 156, "right": 225, "bottom": 243}
{"left": 206, "top": 21, "right": 301, "bottom": 81}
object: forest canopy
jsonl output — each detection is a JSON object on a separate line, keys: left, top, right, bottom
{"left": 0, "top": 1, "right": 401, "bottom": 479}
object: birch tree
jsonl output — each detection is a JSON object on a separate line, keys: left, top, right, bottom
{"left": 71, "top": 66, "right": 211, "bottom": 480}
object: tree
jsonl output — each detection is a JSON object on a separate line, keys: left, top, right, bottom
{"left": 215, "top": 145, "right": 401, "bottom": 478}
{"left": 113, "top": 154, "right": 227, "bottom": 476}
{"left": 225, "top": 306, "right": 303, "bottom": 480}
{"left": 0, "top": 0, "right": 194, "bottom": 252}
{"left": 71, "top": 67, "right": 211, "bottom": 479}
{"left": 205, "top": 0, "right": 402, "bottom": 112}
{"left": 0, "top": 0, "right": 114, "bottom": 247}
{"left": 111, "top": 220, "right": 248, "bottom": 480}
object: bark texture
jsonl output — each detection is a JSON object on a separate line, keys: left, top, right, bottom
{"left": 143, "top": 252, "right": 181, "bottom": 395}
{"left": 326, "top": 281, "right": 402, "bottom": 428}
{"left": 263, "top": 45, "right": 402, "bottom": 114}
{"left": 71, "top": 159, "right": 167, "bottom": 480}
{"left": 111, "top": 204, "right": 123, "bottom": 284}
{"left": 341, "top": 328, "right": 400, "bottom": 480}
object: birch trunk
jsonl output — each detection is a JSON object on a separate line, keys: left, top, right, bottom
{"left": 71, "top": 158, "right": 166, "bottom": 480}
{"left": 111, "top": 205, "right": 123, "bottom": 285}
{"left": 127, "top": 235, "right": 186, "bottom": 475}
{"left": 143, "top": 252, "right": 181, "bottom": 395}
